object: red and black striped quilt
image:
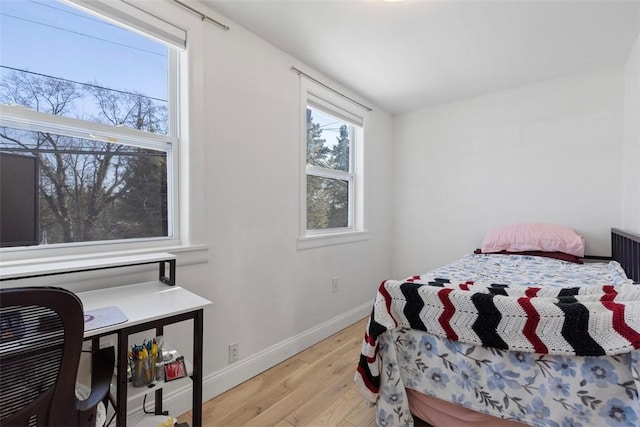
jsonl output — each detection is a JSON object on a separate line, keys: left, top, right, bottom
{"left": 355, "top": 278, "right": 640, "bottom": 401}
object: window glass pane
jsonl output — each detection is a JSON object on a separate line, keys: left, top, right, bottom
{"left": 306, "top": 107, "right": 350, "bottom": 172}
{"left": 0, "top": 1, "right": 168, "bottom": 134}
{"left": 0, "top": 126, "right": 168, "bottom": 246}
{"left": 306, "top": 175, "right": 349, "bottom": 230}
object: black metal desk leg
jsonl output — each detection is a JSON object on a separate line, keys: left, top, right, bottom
{"left": 117, "top": 331, "right": 129, "bottom": 426}
{"left": 193, "top": 309, "right": 204, "bottom": 427}
{"left": 155, "top": 325, "right": 164, "bottom": 415}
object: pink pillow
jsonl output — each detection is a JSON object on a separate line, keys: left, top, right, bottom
{"left": 481, "top": 223, "right": 585, "bottom": 258}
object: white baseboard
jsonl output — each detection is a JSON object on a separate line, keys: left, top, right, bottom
{"left": 125, "top": 301, "right": 372, "bottom": 423}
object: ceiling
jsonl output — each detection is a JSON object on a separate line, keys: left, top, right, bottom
{"left": 202, "top": 0, "right": 640, "bottom": 115}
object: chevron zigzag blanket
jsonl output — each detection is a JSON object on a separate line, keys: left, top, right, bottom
{"left": 355, "top": 278, "right": 640, "bottom": 403}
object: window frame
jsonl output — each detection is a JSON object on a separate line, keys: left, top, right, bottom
{"left": 0, "top": 0, "right": 185, "bottom": 261}
{"left": 298, "top": 79, "right": 368, "bottom": 250}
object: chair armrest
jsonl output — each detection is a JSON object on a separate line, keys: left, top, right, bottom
{"left": 77, "top": 346, "right": 115, "bottom": 412}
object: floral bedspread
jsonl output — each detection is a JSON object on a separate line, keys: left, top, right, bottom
{"left": 412, "top": 253, "right": 631, "bottom": 288}
{"left": 376, "top": 327, "right": 640, "bottom": 427}
{"left": 356, "top": 254, "right": 639, "bottom": 427}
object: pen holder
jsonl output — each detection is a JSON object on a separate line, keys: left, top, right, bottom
{"left": 131, "top": 354, "right": 154, "bottom": 387}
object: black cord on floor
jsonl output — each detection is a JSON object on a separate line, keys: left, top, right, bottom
{"left": 143, "top": 393, "right": 169, "bottom": 416}
{"left": 143, "top": 394, "right": 153, "bottom": 414}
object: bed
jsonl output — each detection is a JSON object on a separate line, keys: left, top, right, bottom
{"left": 355, "top": 226, "right": 640, "bottom": 427}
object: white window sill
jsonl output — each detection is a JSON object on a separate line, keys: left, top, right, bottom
{"left": 297, "top": 231, "right": 369, "bottom": 250}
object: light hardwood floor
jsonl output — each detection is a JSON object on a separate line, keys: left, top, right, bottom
{"left": 176, "top": 317, "right": 417, "bottom": 426}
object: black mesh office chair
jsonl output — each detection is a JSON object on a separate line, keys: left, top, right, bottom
{"left": 0, "top": 287, "right": 115, "bottom": 427}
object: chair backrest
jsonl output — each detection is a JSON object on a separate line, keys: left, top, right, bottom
{"left": 0, "top": 287, "right": 85, "bottom": 427}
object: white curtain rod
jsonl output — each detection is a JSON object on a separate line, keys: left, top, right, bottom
{"left": 172, "top": 0, "right": 230, "bottom": 31}
{"left": 291, "top": 66, "right": 372, "bottom": 112}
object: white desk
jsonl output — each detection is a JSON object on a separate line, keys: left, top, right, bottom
{"left": 0, "top": 253, "right": 208, "bottom": 426}
{"left": 78, "top": 282, "right": 211, "bottom": 427}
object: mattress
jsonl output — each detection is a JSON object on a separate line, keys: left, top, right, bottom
{"left": 407, "top": 389, "right": 527, "bottom": 427}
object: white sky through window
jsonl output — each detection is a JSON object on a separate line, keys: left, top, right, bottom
{"left": 309, "top": 107, "right": 344, "bottom": 150}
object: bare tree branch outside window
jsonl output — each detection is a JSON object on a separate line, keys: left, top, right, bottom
{"left": 0, "top": 69, "right": 168, "bottom": 245}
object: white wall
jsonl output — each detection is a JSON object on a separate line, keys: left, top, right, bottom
{"left": 392, "top": 68, "right": 625, "bottom": 278}
{"left": 172, "top": 0, "right": 395, "bottom": 412}
{"left": 623, "top": 33, "right": 640, "bottom": 233}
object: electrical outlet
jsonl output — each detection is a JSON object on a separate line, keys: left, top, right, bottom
{"left": 332, "top": 277, "right": 339, "bottom": 293}
{"left": 229, "top": 342, "right": 239, "bottom": 363}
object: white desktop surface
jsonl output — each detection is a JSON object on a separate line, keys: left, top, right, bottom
{"left": 77, "top": 281, "right": 211, "bottom": 338}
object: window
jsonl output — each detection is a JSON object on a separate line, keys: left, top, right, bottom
{"left": 0, "top": 0, "right": 183, "bottom": 249}
{"left": 300, "top": 80, "right": 366, "bottom": 247}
